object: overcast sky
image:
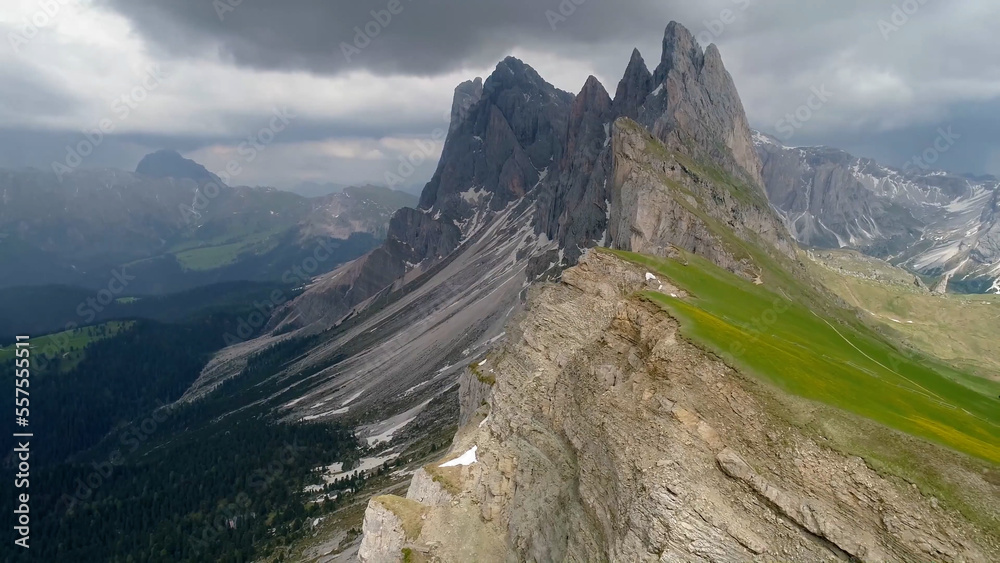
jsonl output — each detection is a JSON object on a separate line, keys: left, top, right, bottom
{"left": 1, "top": 0, "right": 998, "bottom": 190}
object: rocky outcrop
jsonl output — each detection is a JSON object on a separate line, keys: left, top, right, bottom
{"left": 535, "top": 75, "right": 615, "bottom": 263}
{"left": 362, "top": 251, "right": 999, "bottom": 562}
{"left": 609, "top": 118, "right": 795, "bottom": 276}
{"left": 459, "top": 362, "right": 494, "bottom": 427}
{"left": 449, "top": 77, "right": 484, "bottom": 135}
{"left": 537, "top": 21, "right": 773, "bottom": 262}
{"left": 405, "top": 469, "right": 454, "bottom": 508}
{"left": 358, "top": 498, "right": 409, "bottom": 563}
{"left": 420, "top": 56, "right": 574, "bottom": 214}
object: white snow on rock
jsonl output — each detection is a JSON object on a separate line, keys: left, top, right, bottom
{"left": 363, "top": 399, "right": 431, "bottom": 446}
{"left": 440, "top": 446, "right": 477, "bottom": 467}
{"left": 340, "top": 390, "right": 365, "bottom": 407}
{"left": 645, "top": 272, "right": 658, "bottom": 282}
{"left": 301, "top": 407, "right": 349, "bottom": 421}
{"left": 367, "top": 415, "right": 418, "bottom": 446}
{"left": 320, "top": 455, "right": 398, "bottom": 483}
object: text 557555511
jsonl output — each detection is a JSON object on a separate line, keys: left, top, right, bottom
{"left": 13, "top": 334, "right": 32, "bottom": 549}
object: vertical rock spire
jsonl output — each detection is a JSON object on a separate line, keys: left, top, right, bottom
{"left": 612, "top": 48, "right": 654, "bottom": 120}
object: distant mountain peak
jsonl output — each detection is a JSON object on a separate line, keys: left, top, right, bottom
{"left": 135, "top": 149, "right": 216, "bottom": 183}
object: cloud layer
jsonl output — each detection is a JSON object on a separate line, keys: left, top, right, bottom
{"left": 2, "top": 0, "right": 998, "bottom": 187}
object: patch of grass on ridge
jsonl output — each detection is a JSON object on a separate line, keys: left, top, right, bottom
{"left": 604, "top": 247, "right": 1000, "bottom": 465}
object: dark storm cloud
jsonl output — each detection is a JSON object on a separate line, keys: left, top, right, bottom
{"left": 97, "top": 0, "right": 685, "bottom": 76}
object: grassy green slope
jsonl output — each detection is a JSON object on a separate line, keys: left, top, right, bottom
{"left": 807, "top": 250, "right": 1000, "bottom": 383}
{"left": 605, "top": 248, "right": 1000, "bottom": 465}
{"left": 0, "top": 321, "right": 134, "bottom": 373}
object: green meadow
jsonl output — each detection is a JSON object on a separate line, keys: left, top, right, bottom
{"left": 605, "top": 248, "right": 1000, "bottom": 465}
{"left": 0, "top": 321, "right": 134, "bottom": 374}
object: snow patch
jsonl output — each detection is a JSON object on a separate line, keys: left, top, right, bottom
{"left": 440, "top": 446, "right": 477, "bottom": 467}
{"left": 301, "top": 407, "right": 349, "bottom": 421}
{"left": 645, "top": 272, "right": 658, "bottom": 282}
{"left": 460, "top": 186, "right": 489, "bottom": 204}
{"left": 340, "top": 390, "right": 364, "bottom": 407}
{"left": 366, "top": 415, "right": 417, "bottom": 446}
{"left": 319, "top": 454, "right": 398, "bottom": 484}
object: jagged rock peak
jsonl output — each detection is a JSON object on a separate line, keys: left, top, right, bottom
{"left": 487, "top": 56, "right": 554, "bottom": 94}
{"left": 565, "top": 75, "right": 612, "bottom": 157}
{"left": 656, "top": 20, "right": 704, "bottom": 83}
{"left": 612, "top": 48, "right": 653, "bottom": 119}
{"left": 418, "top": 55, "right": 573, "bottom": 212}
{"left": 577, "top": 75, "right": 612, "bottom": 110}
{"left": 641, "top": 20, "right": 764, "bottom": 188}
{"left": 449, "top": 77, "right": 484, "bottom": 134}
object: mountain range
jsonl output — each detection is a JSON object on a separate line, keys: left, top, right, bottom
{"left": 755, "top": 132, "right": 1000, "bottom": 294}
{"left": 0, "top": 150, "right": 416, "bottom": 294}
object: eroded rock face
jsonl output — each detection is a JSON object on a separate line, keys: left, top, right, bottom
{"left": 421, "top": 56, "right": 575, "bottom": 214}
{"left": 364, "top": 251, "right": 998, "bottom": 562}
{"left": 608, "top": 118, "right": 796, "bottom": 276}
{"left": 358, "top": 499, "right": 407, "bottom": 563}
{"left": 406, "top": 469, "right": 453, "bottom": 508}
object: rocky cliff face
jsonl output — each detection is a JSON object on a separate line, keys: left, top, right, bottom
{"left": 608, "top": 118, "right": 795, "bottom": 277}
{"left": 359, "top": 251, "right": 999, "bottom": 562}
{"left": 535, "top": 21, "right": 773, "bottom": 264}
{"left": 755, "top": 132, "right": 1000, "bottom": 293}
{"left": 641, "top": 22, "right": 764, "bottom": 189}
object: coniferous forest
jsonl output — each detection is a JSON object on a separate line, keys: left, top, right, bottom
{"left": 1, "top": 302, "right": 365, "bottom": 563}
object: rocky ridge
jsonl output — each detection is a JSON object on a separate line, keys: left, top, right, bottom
{"left": 359, "top": 251, "right": 999, "bottom": 562}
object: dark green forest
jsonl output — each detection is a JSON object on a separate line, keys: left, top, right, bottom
{"left": 1, "top": 301, "right": 366, "bottom": 562}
